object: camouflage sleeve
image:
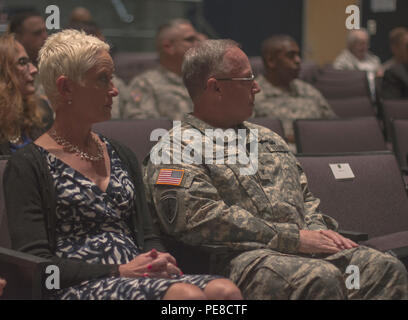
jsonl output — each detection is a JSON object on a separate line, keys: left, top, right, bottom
{"left": 333, "top": 52, "right": 354, "bottom": 70}
{"left": 125, "top": 76, "right": 161, "bottom": 119}
{"left": 111, "top": 76, "right": 131, "bottom": 119}
{"left": 297, "top": 161, "right": 339, "bottom": 231}
{"left": 143, "top": 162, "right": 300, "bottom": 254}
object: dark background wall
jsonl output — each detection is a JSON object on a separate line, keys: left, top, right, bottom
{"left": 0, "top": 0, "right": 303, "bottom": 57}
{"left": 0, "top": 0, "right": 407, "bottom": 63}
{"left": 202, "top": 0, "right": 303, "bottom": 56}
{"left": 361, "top": 0, "right": 408, "bottom": 62}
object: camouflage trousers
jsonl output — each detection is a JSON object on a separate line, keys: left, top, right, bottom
{"left": 229, "top": 246, "right": 408, "bottom": 300}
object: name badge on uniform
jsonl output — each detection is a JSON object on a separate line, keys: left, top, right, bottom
{"left": 156, "top": 169, "right": 185, "bottom": 186}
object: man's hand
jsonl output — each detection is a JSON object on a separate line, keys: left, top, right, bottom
{"left": 298, "top": 229, "right": 357, "bottom": 255}
{"left": 319, "top": 230, "right": 358, "bottom": 250}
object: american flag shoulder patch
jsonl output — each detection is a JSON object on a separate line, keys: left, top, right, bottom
{"left": 156, "top": 169, "right": 185, "bottom": 186}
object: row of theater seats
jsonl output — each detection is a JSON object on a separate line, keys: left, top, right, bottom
{"left": 1, "top": 120, "right": 408, "bottom": 298}
{"left": 87, "top": 117, "right": 408, "bottom": 174}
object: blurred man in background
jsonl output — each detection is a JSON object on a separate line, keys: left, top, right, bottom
{"left": 383, "top": 27, "right": 408, "bottom": 71}
{"left": 126, "top": 19, "right": 199, "bottom": 120}
{"left": 254, "top": 35, "right": 335, "bottom": 145}
{"left": 333, "top": 29, "right": 383, "bottom": 77}
{"left": 8, "top": 11, "right": 48, "bottom": 66}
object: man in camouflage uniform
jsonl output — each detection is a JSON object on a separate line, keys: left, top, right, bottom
{"left": 126, "top": 19, "right": 199, "bottom": 120}
{"left": 254, "top": 35, "right": 336, "bottom": 144}
{"left": 333, "top": 29, "right": 382, "bottom": 76}
{"left": 111, "top": 76, "right": 131, "bottom": 119}
{"left": 143, "top": 39, "right": 408, "bottom": 299}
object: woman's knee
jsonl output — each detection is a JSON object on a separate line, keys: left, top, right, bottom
{"left": 163, "top": 283, "right": 207, "bottom": 300}
{"left": 204, "top": 279, "right": 243, "bottom": 300}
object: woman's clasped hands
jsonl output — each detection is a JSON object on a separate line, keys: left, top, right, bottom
{"left": 118, "top": 249, "right": 183, "bottom": 279}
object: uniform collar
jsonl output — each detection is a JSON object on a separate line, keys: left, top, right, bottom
{"left": 158, "top": 65, "right": 184, "bottom": 85}
{"left": 256, "top": 74, "right": 300, "bottom": 97}
{"left": 183, "top": 113, "right": 260, "bottom": 143}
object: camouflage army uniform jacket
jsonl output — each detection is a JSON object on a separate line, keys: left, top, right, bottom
{"left": 126, "top": 66, "right": 193, "bottom": 120}
{"left": 253, "top": 75, "right": 336, "bottom": 139}
{"left": 333, "top": 49, "right": 381, "bottom": 73}
{"left": 143, "top": 114, "right": 338, "bottom": 270}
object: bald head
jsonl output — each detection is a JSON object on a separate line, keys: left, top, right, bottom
{"left": 261, "top": 34, "right": 297, "bottom": 66}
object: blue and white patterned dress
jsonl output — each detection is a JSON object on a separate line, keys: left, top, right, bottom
{"left": 37, "top": 136, "right": 218, "bottom": 300}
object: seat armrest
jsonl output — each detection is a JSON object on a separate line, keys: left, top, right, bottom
{"left": 388, "top": 246, "right": 408, "bottom": 260}
{"left": 338, "top": 229, "right": 369, "bottom": 242}
{"left": 400, "top": 166, "right": 408, "bottom": 174}
{"left": 0, "top": 246, "right": 50, "bottom": 300}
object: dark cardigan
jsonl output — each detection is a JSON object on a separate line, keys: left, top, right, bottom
{"left": 3, "top": 138, "right": 165, "bottom": 289}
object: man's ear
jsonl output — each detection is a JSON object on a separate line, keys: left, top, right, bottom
{"left": 56, "top": 75, "right": 74, "bottom": 101}
{"left": 266, "top": 53, "right": 277, "bottom": 69}
{"left": 162, "top": 39, "right": 175, "bottom": 55}
{"left": 206, "top": 78, "right": 221, "bottom": 94}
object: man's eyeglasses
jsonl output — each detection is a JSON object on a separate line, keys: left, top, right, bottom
{"left": 215, "top": 74, "right": 255, "bottom": 82}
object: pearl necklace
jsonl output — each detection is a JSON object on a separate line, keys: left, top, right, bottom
{"left": 50, "top": 130, "right": 104, "bottom": 162}
{"left": 9, "top": 135, "right": 22, "bottom": 144}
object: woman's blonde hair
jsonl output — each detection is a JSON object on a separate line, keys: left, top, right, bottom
{"left": 0, "top": 33, "right": 43, "bottom": 143}
{"left": 38, "top": 29, "right": 110, "bottom": 108}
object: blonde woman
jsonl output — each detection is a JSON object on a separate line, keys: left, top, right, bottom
{"left": 3, "top": 30, "right": 242, "bottom": 300}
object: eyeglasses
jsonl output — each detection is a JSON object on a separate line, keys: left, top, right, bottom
{"left": 16, "top": 57, "right": 33, "bottom": 68}
{"left": 215, "top": 74, "right": 255, "bottom": 82}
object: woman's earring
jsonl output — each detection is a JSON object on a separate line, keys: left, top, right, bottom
{"left": 68, "top": 100, "right": 72, "bottom": 105}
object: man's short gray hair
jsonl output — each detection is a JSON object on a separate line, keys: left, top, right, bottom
{"left": 347, "top": 29, "right": 369, "bottom": 47}
{"left": 182, "top": 39, "right": 239, "bottom": 99}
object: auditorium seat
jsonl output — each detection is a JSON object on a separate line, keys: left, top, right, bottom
{"left": 316, "top": 66, "right": 367, "bottom": 82}
{"left": 381, "top": 99, "right": 408, "bottom": 141}
{"left": 247, "top": 118, "right": 285, "bottom": 139}
{"left": 294, "top": 117, "right": 387, "bottom": 154}
{"left": 298, "top": 61, "right": 320, "bottom": 84}
{"left": 313, "top": 68, "right": 370, "bottom": 100}
{"left": 327, "top": 97, "right": 376, "bottom": 118}
{"left": 93, "top": 119, "right": 173, "bottom": 165}
{"left": 297, "top": 152, "right": 408, "bottom": 265}
{"left": 391, "top": 119, "right": 408, "bottom": 186}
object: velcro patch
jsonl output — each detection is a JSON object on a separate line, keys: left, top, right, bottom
{"left": 130, "top": 90, "right": 142, "bottom": 102}
{"left": 156, "top": 169, "right": 185, "bottom": 186}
